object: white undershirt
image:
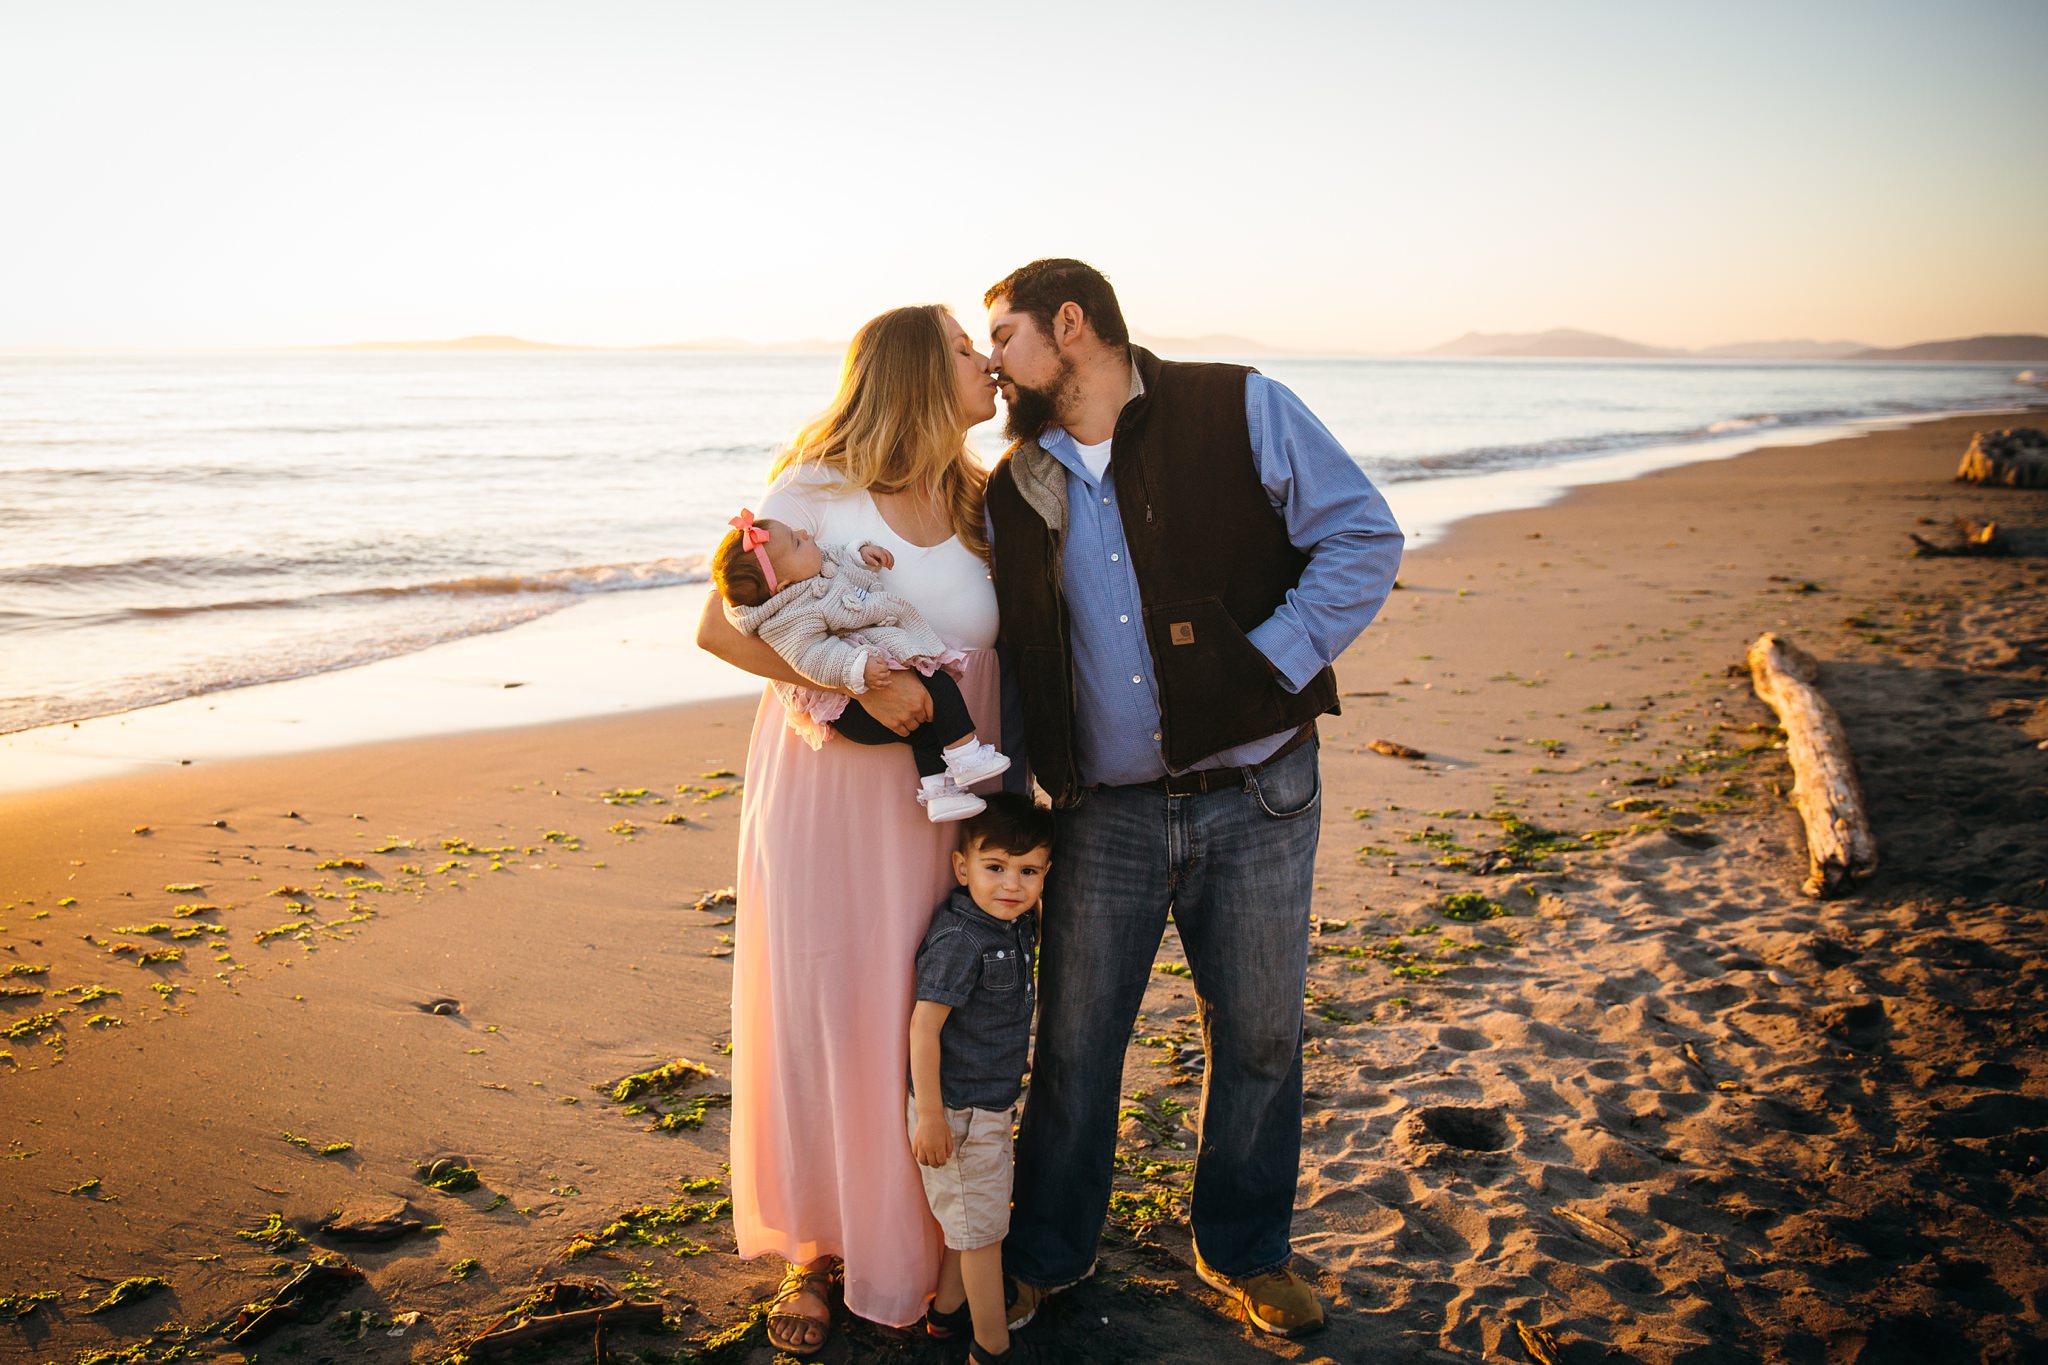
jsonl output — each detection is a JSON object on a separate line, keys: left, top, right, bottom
{"left": 1073, "top": 435, "right": 1113, "bottom": 482}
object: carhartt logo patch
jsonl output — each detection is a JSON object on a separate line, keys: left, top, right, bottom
{"left": 1169, "top": 621, "right": 1196, "bottom": 645}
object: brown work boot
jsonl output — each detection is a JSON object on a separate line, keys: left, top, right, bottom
{"left": 1193, "top": 1252, "right": 1325, "bottom": 1337}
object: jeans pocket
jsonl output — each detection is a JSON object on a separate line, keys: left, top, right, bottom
{"left": 1247, "top": 753, "right": 1321, "bottom": 820}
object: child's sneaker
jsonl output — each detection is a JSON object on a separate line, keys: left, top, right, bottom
{"left": 942, "top": 740, "right": 1011, "bottom": 788}
{"left": 919, "top": 774, "right": 986, "bottom": 823}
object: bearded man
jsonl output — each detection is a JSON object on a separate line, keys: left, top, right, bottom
{"left": 982, "top": 258, "right": 1403, "bottom": 1337}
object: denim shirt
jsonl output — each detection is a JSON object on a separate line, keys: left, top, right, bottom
{"left": 912, "top": 887, "right": 1037, "bottom": 1111}
{"left": 1037, "top": 369, "right": 1404, "bottom": 786}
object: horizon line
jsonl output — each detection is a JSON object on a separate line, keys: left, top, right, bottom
{"left": 3, "top": 326, "right": 2045, "bottom": 360}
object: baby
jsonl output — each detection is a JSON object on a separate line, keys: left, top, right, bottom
{"left": 712, "top": 509, "right": 1008, "bottom": 821}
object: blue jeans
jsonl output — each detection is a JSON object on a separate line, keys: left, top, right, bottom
{"left": 1005, "top": 736, "right": 1321, "bottom": 1284}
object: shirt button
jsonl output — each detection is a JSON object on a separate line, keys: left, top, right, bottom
{"left": 1132, "top": 675, "right": 1143, "bottom": 684}
{"left": 1101, "top": 496, "right": 1110, "bottom": 505}
{"left": 1119, "top": 614, "right": 1129, "bottom": 624}
{"left": 1152, "top": 731, "right": 1162, "bottom": 742}
{"left": 1110, "top": 553, "right": 1120, "bottom": 562}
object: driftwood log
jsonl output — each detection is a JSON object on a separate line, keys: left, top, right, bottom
{"left": 1957, "top": 428, "right": 2048, "bottom": 488}
{"left": 1745, "top": 633, "right": 1878, "bottom": 897}
{"left": 466, "top": 1281, "right": 665, "bottom": 1361}
{"left": 1910, "top": 518, "right": 2009, "bottom": 558}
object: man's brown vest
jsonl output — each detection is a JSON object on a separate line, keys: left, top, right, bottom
{"left": 986, "top": 346, "right": 1339, "bottom": 806}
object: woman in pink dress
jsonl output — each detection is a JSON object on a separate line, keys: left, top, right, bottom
{"left": 695, "top": 304, "right": 1003, "bottom": 1353}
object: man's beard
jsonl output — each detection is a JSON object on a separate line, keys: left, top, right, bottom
{"left": 1002, "top": 355, "right": 1078, "bottom": 443}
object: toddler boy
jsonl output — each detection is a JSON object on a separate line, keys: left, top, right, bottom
{"left": 908, "top": 791, "right": 1053, "bottom": 1364}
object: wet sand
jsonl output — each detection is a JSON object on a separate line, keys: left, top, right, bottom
{"left": 3, "top": 410, "right": 2045, "bottom": 1364}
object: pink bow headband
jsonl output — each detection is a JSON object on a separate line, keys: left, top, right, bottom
{"left": 730, "top": 508, "right": 778, "bottom": 593}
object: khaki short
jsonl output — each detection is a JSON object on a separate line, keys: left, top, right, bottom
{"left": 907, "top": 1096, "right": 1016, "bottom": 1251}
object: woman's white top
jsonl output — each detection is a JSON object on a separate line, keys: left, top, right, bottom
{"left": 757, "top": 465, "right": 997, "bottom": 652}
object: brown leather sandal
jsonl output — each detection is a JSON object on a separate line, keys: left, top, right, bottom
{"left": 765, "top": 1258, "right": 837, "bottom": 1355}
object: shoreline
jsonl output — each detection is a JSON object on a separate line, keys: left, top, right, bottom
{"left": 4, "top": 401, "right": 2036, "bottom": 799}
{"left": 2, "top": 411, "right": 2044, "bottom": 1362}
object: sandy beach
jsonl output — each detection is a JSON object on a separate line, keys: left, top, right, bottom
{"left": 4, "top": 410, "right": 2045, "bottom": 1364}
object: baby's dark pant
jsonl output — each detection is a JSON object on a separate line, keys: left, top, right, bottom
{"left": 831, "top": 669, "right": 975, "bottom": 778}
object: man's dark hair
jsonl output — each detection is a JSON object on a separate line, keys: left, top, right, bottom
{"left": 958, "top": 790, "right": 1054, "bottom": 857}
{"left": 984, "top": 258, "right": 1130, "bottom": 350}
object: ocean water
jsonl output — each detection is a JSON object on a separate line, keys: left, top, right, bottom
{"left": 0, "top": 351, "right": 2031, "bottom": 735}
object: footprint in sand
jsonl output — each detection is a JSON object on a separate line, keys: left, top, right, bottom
{"left": 1398, "top": 1104, "right": 1518, "bottom": 1168}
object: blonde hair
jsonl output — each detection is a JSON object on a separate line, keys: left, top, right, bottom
{"left": 770, "top": 304, "right": 988, "bottom": 561}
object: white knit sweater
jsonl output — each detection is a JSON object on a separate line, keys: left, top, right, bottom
{"left": 725, "top": 545, "right": 953, "bottom": 693}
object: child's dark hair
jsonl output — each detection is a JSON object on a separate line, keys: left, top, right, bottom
{"left": 712, "top": 524, "right": 772, "bottom": 608}
{"left": 958, "top": 790, "right": 1053, "bottom": 856}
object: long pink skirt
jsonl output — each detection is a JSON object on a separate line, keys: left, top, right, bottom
{"left": 730, "top": 650, "right": 1001, "bottom": 1327}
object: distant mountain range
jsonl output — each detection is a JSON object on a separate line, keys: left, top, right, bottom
{"left": 1422, "top": 328, "right": 2048, "bottom": 362}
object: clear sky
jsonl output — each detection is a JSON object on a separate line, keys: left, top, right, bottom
{"left": 4, "top": 0, "right": 2044, "bottom": 351}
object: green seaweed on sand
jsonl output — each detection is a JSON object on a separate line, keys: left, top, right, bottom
{"left": 602, "top": 1058, "right": 715, "bottom": 1104}
{"left": 253, "top": 921, "right": 311, "bottom": 945}
{"left": 67, "top": 1177, "right": 115, "bottom": 1198}
{"left": 1406, "top": 826, "right": 1472, "bottom": 869}
{"left": 699, "top": 769, "right": 737, "bottom": 780}
{"left": 1106, "top": 1184, "right": 1188, "bottom": 1235}
{"left": 608, "top": 820, "right": 639, "bottom": 836}
{"left": 0, "top": 984, "right": 43, "bottom": 1000}
{"left": 236, "top": 1212, "right": 305, "bottom": 1250}
{"left": 650, "top": 1094, "right": 731, "bottom": 1132}
{"left": 163, "top": 883, "right": 203, "bottom": 894}
{"left": 448, "top": 1257, "right": 480, "bottom": 1281}
{"left": 84, "top": 1014, "right": 124, "bottom": 1028}
{"left": 0, "top": 1289, "right": 59, "bottom": 1322}
{"left": 1437, "top": 892, "right": 1509, "bottom": 922}
{"left": 2, "top": 963, "right": 48, "bottom": 978}
{"left": 110, "top": 923, "right": 173, "bottom": 936}
{"left": 602, "top": 787, "right": 654, "bottom": 804}
{"left": 5, "top": 1011, "right": 63, "bottom": 1040}
{"left": 136, "top": 948, "right": 181, "bottom": 966}
{"left": 1607, "top": 795, "right": 1665, "bottom": 814}
{"left": 562, "top": 1190, "right": 732, "bottom": 1260}
{"left": 1485, "top": 810, "right": 1585, "bottom": 869}
{"left": 417, "top": 1159, "right": 482, "bottom": 1193}
{"left": 66, "top": 1324, "right": 210, "bottom": 1365}
{"left": 86, "top": 1276, "right": 170, "bottom": 1314}
{"left": 313, "top": 858, "right": 367, "bottom": 871}
{"left": 678, "top": 1302, "right": 771, "bottom": 1364}
{"left": 280, "top": 1131, "right": 352, "bottom": 1156}
{"left": 170, "top": 904, "right": 219, "bottom": 917}
{"left": 1152, "top": 962, "right": 1191, "bottom": 978}
{"left": 1307, "top": 991, "right": 1358, "bottom": 1025}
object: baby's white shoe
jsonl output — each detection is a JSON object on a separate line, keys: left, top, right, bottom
{"left": 919, "top": 774, "right": 986, "bottom": 823}
{"left": 942, "top": 740, "right": 1011, "bottom": 788}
